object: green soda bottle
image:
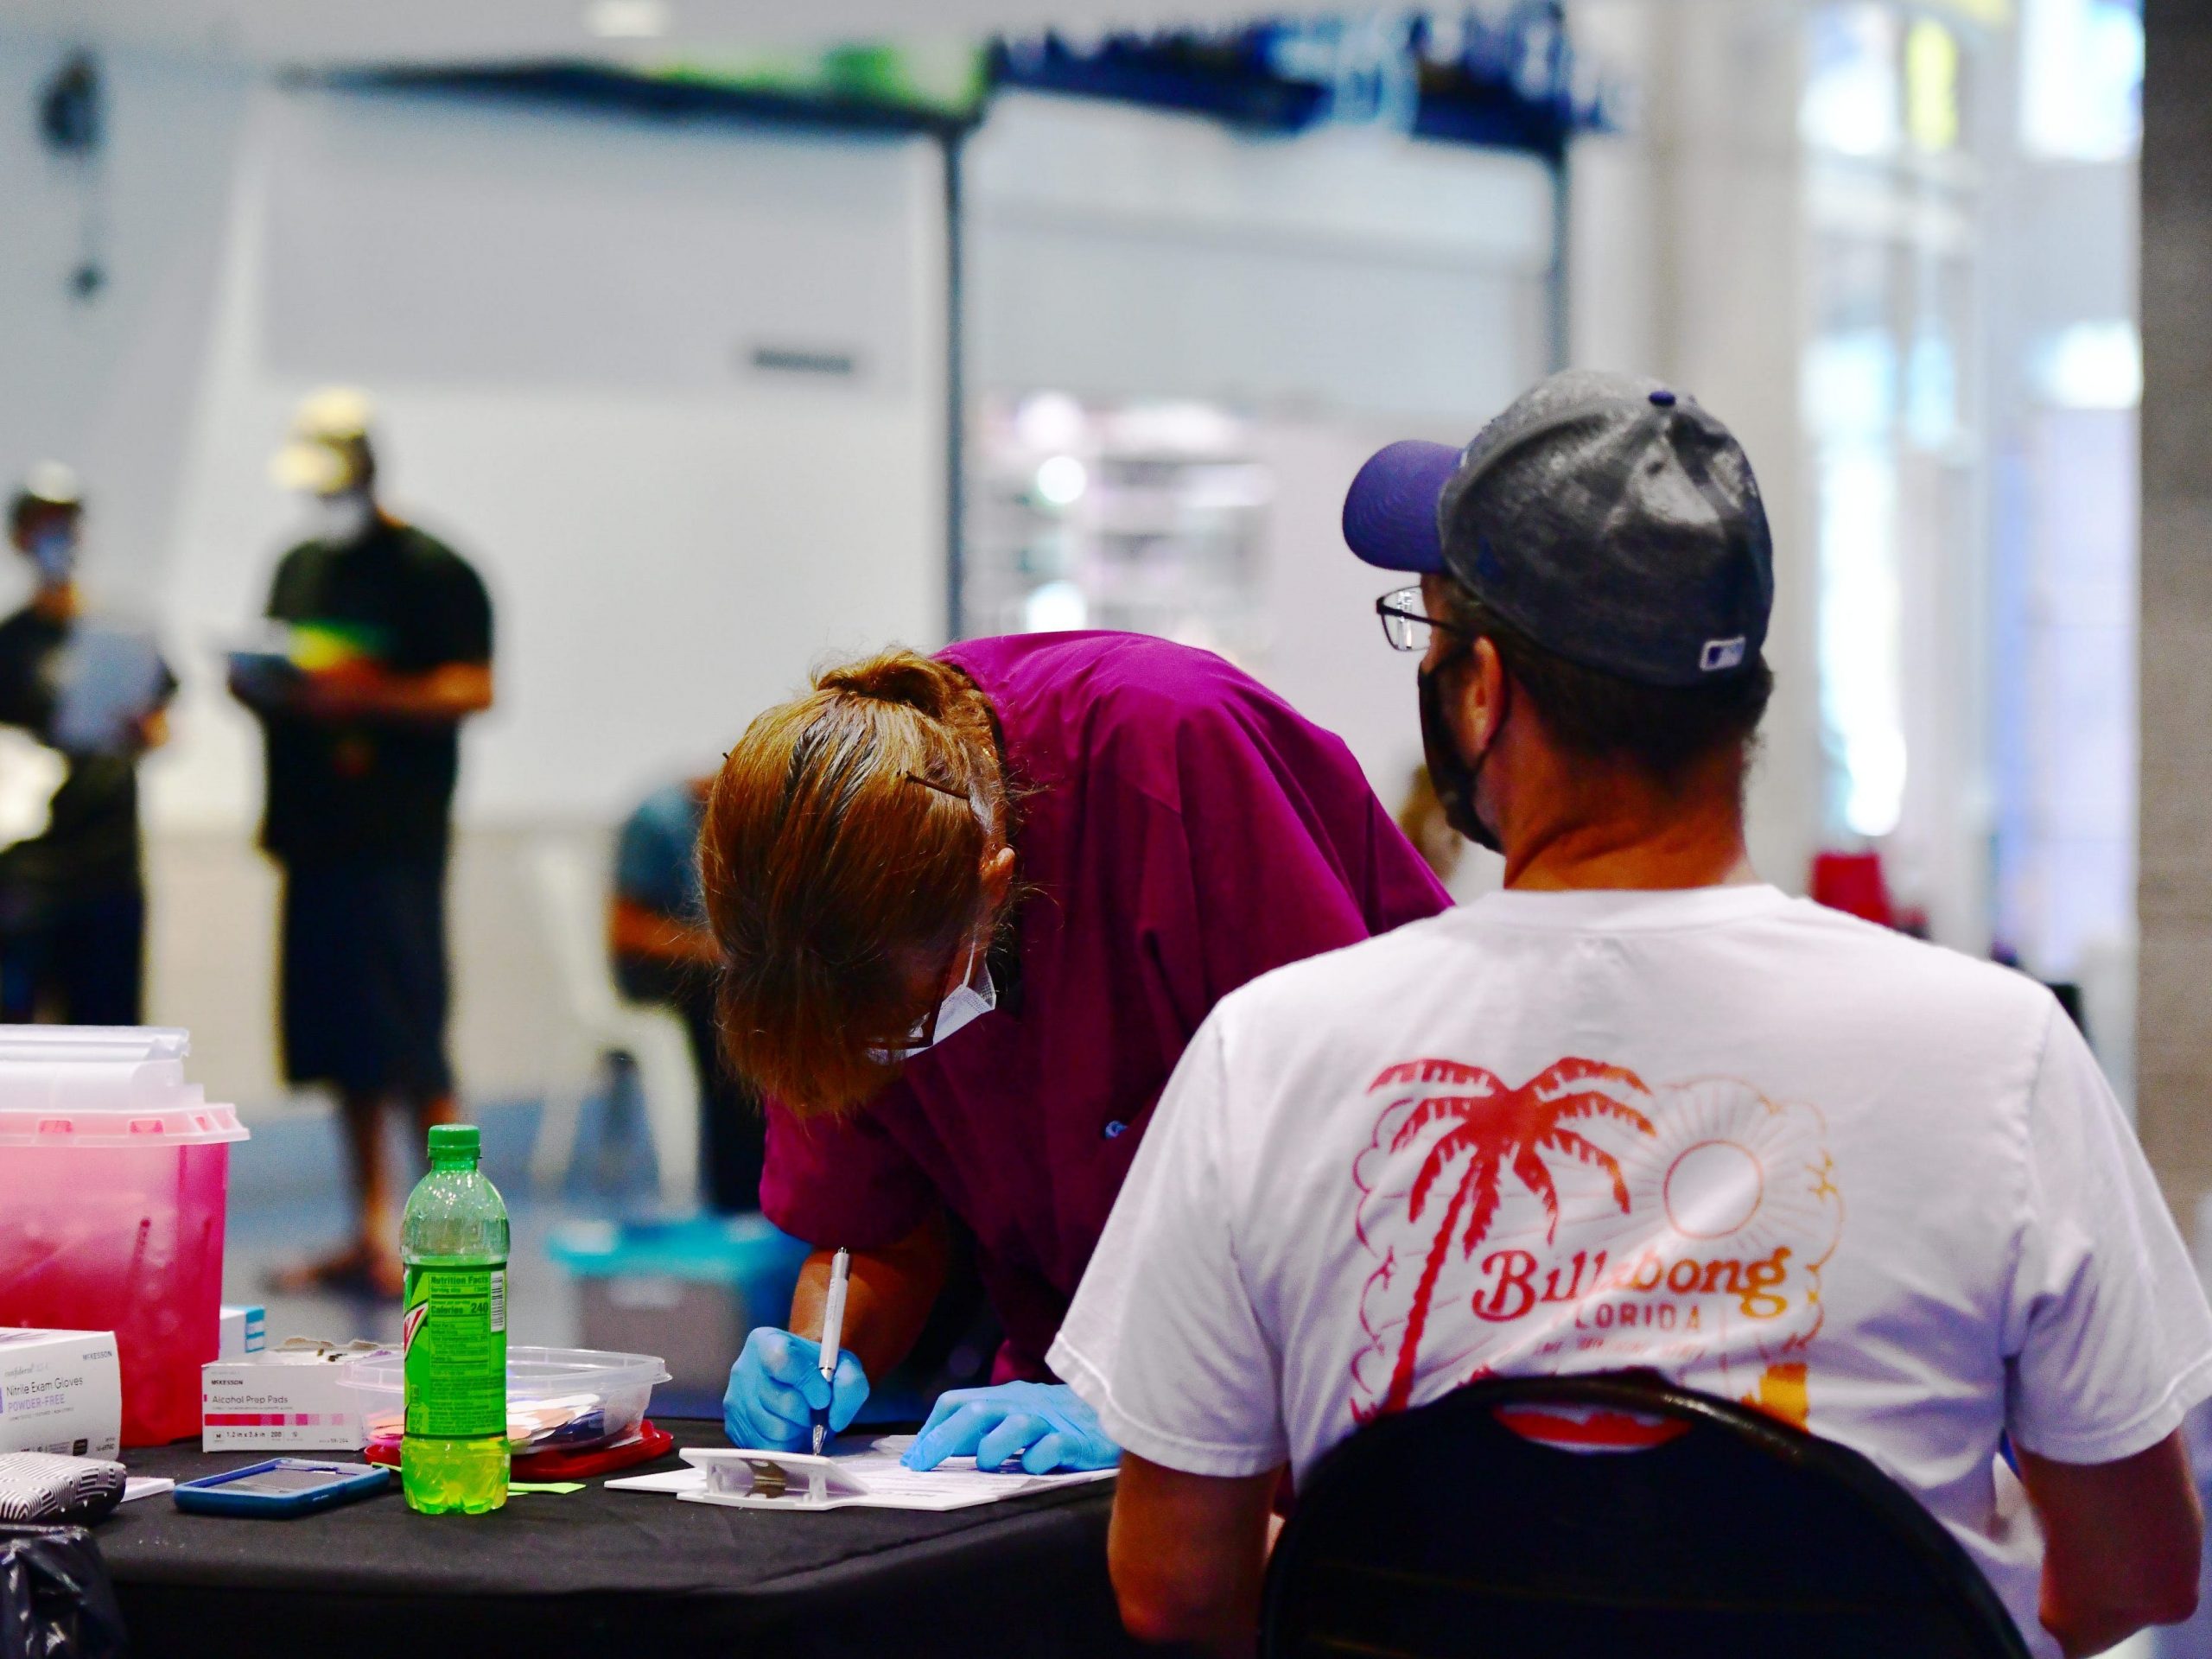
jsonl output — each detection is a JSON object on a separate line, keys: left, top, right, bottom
{"left": 400, "top": 1124, "right": 510, "bottom": 1514}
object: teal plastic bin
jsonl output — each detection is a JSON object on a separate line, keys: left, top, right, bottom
{"left": 547, "top": 1215, "right": 810, "bottom": 1399}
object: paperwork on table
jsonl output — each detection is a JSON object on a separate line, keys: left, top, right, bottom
{"left": 606, "top": 1434, "right": 1115, "bottom": 1513}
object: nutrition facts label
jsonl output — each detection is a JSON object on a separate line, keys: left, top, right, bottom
{"left": 403, "top": 1265, "right": 508, "bottom": 1439}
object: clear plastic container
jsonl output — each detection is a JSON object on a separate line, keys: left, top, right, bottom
{"left": 0, "top": 1027, "right": 248, "bottom": 1446}
{"left": 346, "top": 1344, "right": 670, "bottom": 1456}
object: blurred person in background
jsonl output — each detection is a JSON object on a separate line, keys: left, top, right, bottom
{"left": 610, "top": 773, "right": 766, "bottom": 1213}
{"left": 0, "top": 463, "right": 175, "bottom": 1025}
{"left": 230, "top": 389, "right": 494, "bottom": 1298}
{"left": 706, "top": 633, "right": 1451, "bottom": 1474}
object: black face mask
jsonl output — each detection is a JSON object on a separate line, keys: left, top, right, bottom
{"left": 1418, "top": 657, "right": 1505, "bottom": 855}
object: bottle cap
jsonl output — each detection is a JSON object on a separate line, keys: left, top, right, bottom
{"left": 428, "top": 1123, "right": 480, "bottom": 1158}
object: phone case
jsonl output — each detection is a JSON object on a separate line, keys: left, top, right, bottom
{"left": 172, "top": 1459, "right": 391, "bottom": 1518}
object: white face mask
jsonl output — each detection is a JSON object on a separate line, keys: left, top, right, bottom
{"left": 310, "top": 491, "right": 374, "bottom": 545}
{"left": 868, "top": 945, "right": 998, "bottom": 1065}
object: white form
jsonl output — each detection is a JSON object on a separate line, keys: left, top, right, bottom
{"left": 51, "top": 625, "right": 165, "bottom": 755}
{"left": 606, "top": 1434, "right": 1114, "bottom": 1513}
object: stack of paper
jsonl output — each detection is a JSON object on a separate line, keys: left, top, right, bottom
{"left": 607, "top": 1434, "right": 1115, "bottom": 1513}
{"left": 52, "top": 625, "right": 165, "bottom": 755}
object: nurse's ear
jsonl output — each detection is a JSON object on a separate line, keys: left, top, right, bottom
{"left": 980, "top": 844, "right": 1016, "bottom": 911}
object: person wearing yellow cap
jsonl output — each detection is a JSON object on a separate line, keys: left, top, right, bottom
{"left": 230, "top": 390, "right": 495, "bottom": 1298}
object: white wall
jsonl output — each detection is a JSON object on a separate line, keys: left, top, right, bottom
{"left": 971, "top": 93, "right": 1554, "bottom": 429}
{"left": 1567, "top": 0, "right": 1823, "bottom": 898}
{"left": 0, "top": 36, "right": 249, "bottom": 611}
{"left": 969, "top": 91, "right": 1555, "bottom": 806}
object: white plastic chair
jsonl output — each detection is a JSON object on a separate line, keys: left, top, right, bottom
{"left": 526, "top": 836, "right": 700, "bottom": 1210}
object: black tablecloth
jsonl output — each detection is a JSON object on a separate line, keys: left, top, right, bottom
{"left": 105, "top": 1422, "right": 1142, "bottom": 1659}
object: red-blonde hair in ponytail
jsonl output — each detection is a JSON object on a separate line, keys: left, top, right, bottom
{"left": 701, "top": 648, "right": 1004, "bottom": 1116}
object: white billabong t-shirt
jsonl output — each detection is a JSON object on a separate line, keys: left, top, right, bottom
{"left": 1051, "top": 885, "right": 2212, "bottom": 1656}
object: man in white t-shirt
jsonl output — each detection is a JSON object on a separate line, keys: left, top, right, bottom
{"left": 1051, "top": 370, "right": 2212, "bottom": 1659}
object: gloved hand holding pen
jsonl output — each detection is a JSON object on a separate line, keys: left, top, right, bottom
{"left": 900, "top": 1381, "right": 1120, "bottom": 1476}
{"left": 722, "top": 1327, "right": 869, "bottom": 1452}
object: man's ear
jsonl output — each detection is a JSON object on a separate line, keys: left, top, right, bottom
{"left": 1455, "top": 637, "right": 1510, "bottom": 754}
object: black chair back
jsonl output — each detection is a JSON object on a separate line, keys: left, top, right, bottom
{"left": 1262, "top": 1373, "right": 2031, "bottom": 1659}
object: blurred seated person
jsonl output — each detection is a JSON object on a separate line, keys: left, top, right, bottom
{"left": 0, "top": 463, "right": 175, "bottom": 1025}
{"left": 611, "top": 776, "right": 764, "bottom": 1213}
{"left": 1057, "top": 374, "right": 2209, "bottom": 1659}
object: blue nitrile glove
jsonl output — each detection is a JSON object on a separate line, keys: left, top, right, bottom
{"left": 901, "top": 1381, "right": 1120, "bottom": 1475}
{"left": 722, "top": 1326, "right": 870, "bottom": 1452}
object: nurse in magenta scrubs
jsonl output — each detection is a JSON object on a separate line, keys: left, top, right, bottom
{"left": 702, "top": 632, "right": 1449, "bottom": 1472}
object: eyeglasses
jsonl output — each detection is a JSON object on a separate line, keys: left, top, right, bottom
{"left": 1375, "top": 586, "right": 1470, "bottom": 653}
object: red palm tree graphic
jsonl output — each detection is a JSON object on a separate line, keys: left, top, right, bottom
{"left": 1371, "top": 1057, "right": 1655, "bottom": 1414}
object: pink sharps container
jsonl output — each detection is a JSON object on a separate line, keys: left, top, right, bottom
{"left": 0, "top": 1027, "right": 247, "bottom": 1446}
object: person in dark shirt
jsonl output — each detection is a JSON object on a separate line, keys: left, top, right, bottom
{"left": 230, "top": 390, "right": 494, "bottom": 1298}
{"left": 0, "top": 463, "right": 175, "bottom": 1025}
{"left": 610, "top": 776, "right": 766, "bottom": 1213}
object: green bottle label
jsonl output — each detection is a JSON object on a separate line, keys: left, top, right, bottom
{"left": 403, "top": 1263, "right": 507, "bottom": 1440}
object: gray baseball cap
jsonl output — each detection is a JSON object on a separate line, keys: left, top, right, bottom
{"left": 1343, "top": 369, "right": 1774, "bottom": 688}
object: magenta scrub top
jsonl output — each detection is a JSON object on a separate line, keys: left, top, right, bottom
{"left": 760, "top": 632, "right": 1450, "bottom": 1381}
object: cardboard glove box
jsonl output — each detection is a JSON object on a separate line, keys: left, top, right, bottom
{"left": 0, "top": 1329, "right": 123, "bottom": 1459}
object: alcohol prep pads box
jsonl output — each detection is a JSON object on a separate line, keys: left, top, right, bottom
{"left": 202, "top": 1342, "right": 372, "bottom": 1451}
{"left": 0, "top": 1329, "right": 122, "bottom": 1459}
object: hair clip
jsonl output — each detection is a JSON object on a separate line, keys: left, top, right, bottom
{"left": 902, "top": 772, "right": 969, "bottom": 802}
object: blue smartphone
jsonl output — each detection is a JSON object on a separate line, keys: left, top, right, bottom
{"left": 173, "top": 1459, "right": 391, "bottom": 1518}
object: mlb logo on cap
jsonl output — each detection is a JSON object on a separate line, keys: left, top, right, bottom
{"left": 1700, "top": 638, "right": 1748, "bottom": 673}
